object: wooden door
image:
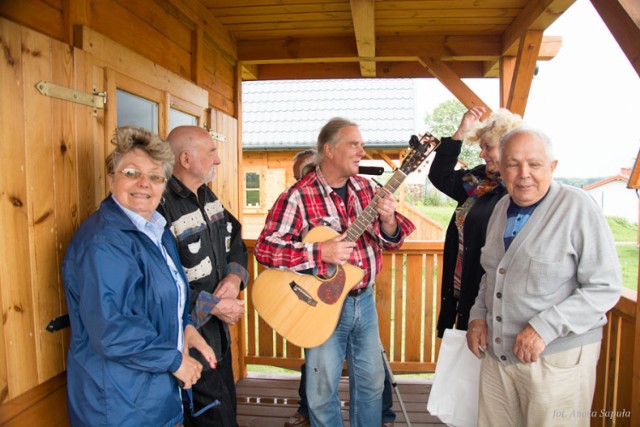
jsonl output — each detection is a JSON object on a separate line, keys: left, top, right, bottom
{"left": 0, "top": 18, "right": 104, "bottom": 401}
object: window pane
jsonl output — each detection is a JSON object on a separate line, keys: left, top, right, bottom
{"left": 170, "top": 108, "right": 198, "bottom": 131}
{"left": 246, "top": 172, "right": 260, "bottom": 190}
{"left": 246, "top": 190, "right": 260, "bottom": 207}
{"left": 245, "top": 172, "right": 261, "bottom": 207}
{"left": 116, "top": 89, "right": 158, "bottom": 133}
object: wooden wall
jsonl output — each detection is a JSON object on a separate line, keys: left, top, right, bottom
{"left": 244, "top": 151, "right": 299, "bottom": 188}
{"left": 0, "top": 13, "right": 242, "bottom": 405}
{"left": 0, "top": 0, "right": 238, "bottom": 117}
{"left": 242, "top": 151, "right": 295, "bottom": 238}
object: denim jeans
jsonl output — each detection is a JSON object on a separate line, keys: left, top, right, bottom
{"left": 298, "top": 362, "right": 396, "bottom": 422}
{"left": 305, "top": 287, "right": 384, "bottom": 427}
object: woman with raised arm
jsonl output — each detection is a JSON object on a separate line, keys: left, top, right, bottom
{"left": 429, "top": 107, "right": 522, "bottom": 337}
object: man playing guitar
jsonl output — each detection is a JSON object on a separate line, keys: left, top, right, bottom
{"left": 255, "top": 117, "right": 415, "bottom": 426}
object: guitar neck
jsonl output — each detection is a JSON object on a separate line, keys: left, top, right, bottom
{"left": 345, "top": 169, "right": 407, "bottom": 243}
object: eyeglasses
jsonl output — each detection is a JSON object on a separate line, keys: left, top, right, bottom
{"left": 117, "top": 168, "right": 167, "bottom": 185}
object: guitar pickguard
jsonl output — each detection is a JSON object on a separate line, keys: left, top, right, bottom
{"left": 316, "top": 265, "right": 346, "bottom": 304}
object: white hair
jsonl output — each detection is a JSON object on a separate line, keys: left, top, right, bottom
{"left": 499, "top": 125, "right": 555, "bottom": 161}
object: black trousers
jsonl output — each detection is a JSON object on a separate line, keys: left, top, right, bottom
{"left": 184, "top": 349, "right": 237, "bottom": 427}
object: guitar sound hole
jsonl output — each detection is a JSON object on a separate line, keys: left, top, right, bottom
{"left": 318, "top": 264, "right": 337, "bottom": 279}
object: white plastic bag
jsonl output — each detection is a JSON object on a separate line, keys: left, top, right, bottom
{"left": 427, "top": 328, "right": 481, "bottom": 427}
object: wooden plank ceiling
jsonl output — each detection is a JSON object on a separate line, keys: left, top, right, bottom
{"left": 201, "top": 0, "right": 575, "bottom": 83}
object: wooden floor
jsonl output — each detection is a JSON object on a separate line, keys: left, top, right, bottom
{"left": 236, "top": 373, "right": 446, "bottom": 427}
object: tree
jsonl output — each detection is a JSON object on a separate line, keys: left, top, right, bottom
{"left": 424, "top": 99, "right": 482, "bottom": 169}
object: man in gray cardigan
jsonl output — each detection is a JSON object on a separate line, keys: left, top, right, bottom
{"left": 467, "top": 125, "right": 622, "bottom": 427}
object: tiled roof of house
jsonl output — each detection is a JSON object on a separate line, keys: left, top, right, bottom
{"left": 242, "top": 79, "right": 416, "bottom": 150}
{"left": 583, "top": 168, "right": 632, "bottom": 190}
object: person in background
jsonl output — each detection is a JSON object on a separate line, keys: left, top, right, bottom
{"left": 62, "top": 126, "right": 215, "bottom": 427}
{"left": 159, "top": 126, "right": 249, "bottom": 427}
{"left": 467, "top": 125, "right": 622, "bottom": 426}
{"left": 285, "top": 148, "right": 398, "bottom": 427}
{"left": 293, "top": 149, "right": 316, "bottom": 181}
{"left": 285, "top": 148, "right": 315, "bottom": 427}
{"left": 429, "top": 107, "right": 522, "bottom": 338}
{"left": 256, "top": 118, "right": 415, "bottom": 427}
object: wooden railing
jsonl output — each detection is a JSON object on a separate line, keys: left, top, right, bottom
{"left": 591, "top": 288, "right": 638, "bottom": 427}
{"left": 242, "top": 240, "right": 444, "bottom": 373}
{"left": 1, "top": 241, "right": 636, "bottom": 426}
{"left": 397, "top": 204, "right": 444, "bottom": 240}
{"left": 241, "top": 240, "right": 639, "bottom": 426}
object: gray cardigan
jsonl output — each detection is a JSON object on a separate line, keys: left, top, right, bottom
{"left": 469, "top": 181, "right": 622, "bottom": 364}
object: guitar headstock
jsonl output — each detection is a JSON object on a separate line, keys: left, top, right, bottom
{"left": 400, "top": 131, "right": 441, "bottom": 175}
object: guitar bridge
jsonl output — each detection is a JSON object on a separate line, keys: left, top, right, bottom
{"left": 289, "top": 281, "right": 318, "bottom": 307}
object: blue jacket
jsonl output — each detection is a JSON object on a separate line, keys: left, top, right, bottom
{"left": 62, "top": 196, "right": 191, "bottom": 427}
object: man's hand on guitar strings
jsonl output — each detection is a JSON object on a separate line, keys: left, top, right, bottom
{"left": 320, "top": 232, "right": 356, "bottom": 265}
{"left": 375, "top": 189, "right": 399, "bottom": 235}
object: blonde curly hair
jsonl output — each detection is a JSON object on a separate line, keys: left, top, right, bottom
{"left": 464, "top": 108, "right": 522, "bottom": 147}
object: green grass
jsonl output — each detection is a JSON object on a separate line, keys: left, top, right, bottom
{"left": 607, "top": 217, "right": 638, "bottom": 242}
{"left": 414, "top": 205, "right": 454, "bottom": 228}
{"left": 617, "top": 245, "right": 638, "bottom": 291}
{"left": 606, "top": 217, "right": 638, "bottom": 291}
{"left": 247, "top": 364, "right": 298, "bottom": 374}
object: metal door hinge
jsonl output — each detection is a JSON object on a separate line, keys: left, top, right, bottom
{"left": 36, "top": 80, "right": 107, "bottom": 116}
{"left": 210, "top": 131, "right": 226, "bottom": 142}
{"left": 202, "top": 124, "right": 226, "bottom": 142}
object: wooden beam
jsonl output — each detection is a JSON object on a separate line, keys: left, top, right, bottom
{"left": 500, "top": 56, "right": 517, "bottom": 108}
{"left": 237, "top": 35, "right": 561, "bottom": 72}
{"left": 506, "top": 30, "right": 543, "bottom": 116}
{"left": 591, "top": 0, "right": 640, "bottom": 78}
{"left": 165, "top": 0, "right": 237, "bottom": 62}
{"left": 0, "top": 372, "right": 67, "bottom": 425}
{"left": 239, "top": 35, "right": 503, "bottom": 62}
{"left": 191, "top": 24, "right": 204, "bottom": 85}
{"left": 240, "top": 63, "right": 259, "bottom": 80}
{"left": 240, "top": 55, "right": 417, "bottom": 66}
{"left": 484, "top": 35, "right": 561, "bottom": 76}
{"left": 350, "top": 0, "right": 376, "bottom": 77}
{"left": 63, "top": 0, "right": 90, "bottom": 46}
{"left": 238, "top": 35, "right": 500, "bottom": 62}
{"left": 379, "top": 35, "right": 502, "bottom": 60}
{"left": 253, "top": 60, "right": 491, "bottom": 80}
{"left": 502, "top": 0, "right": 576, "bottom": 56}
{"left": 418, "top": 57, "right": 491, "bottom": 112}
{"left": 634, "top": 266, "right": 640, "bottom": 426}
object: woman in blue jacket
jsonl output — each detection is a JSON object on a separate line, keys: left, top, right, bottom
{"left": 62, "top": 126, "right": 216, "bottom": 427}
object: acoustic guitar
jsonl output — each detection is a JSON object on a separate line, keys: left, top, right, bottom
{"left": 251, "top": 132, "right": 441, "bottom": 348}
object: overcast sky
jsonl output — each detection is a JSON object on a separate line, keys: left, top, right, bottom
{"left": 413, "top": 0, "right": 640, "bottom": 178}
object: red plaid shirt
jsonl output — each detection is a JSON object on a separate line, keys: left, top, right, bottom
{"left": 255, "top": 168, "right": 415, "bottom": 290}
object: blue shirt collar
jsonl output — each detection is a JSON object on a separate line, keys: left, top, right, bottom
{"left": 110, "top": 195, "right": 167, "bottom": 243}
